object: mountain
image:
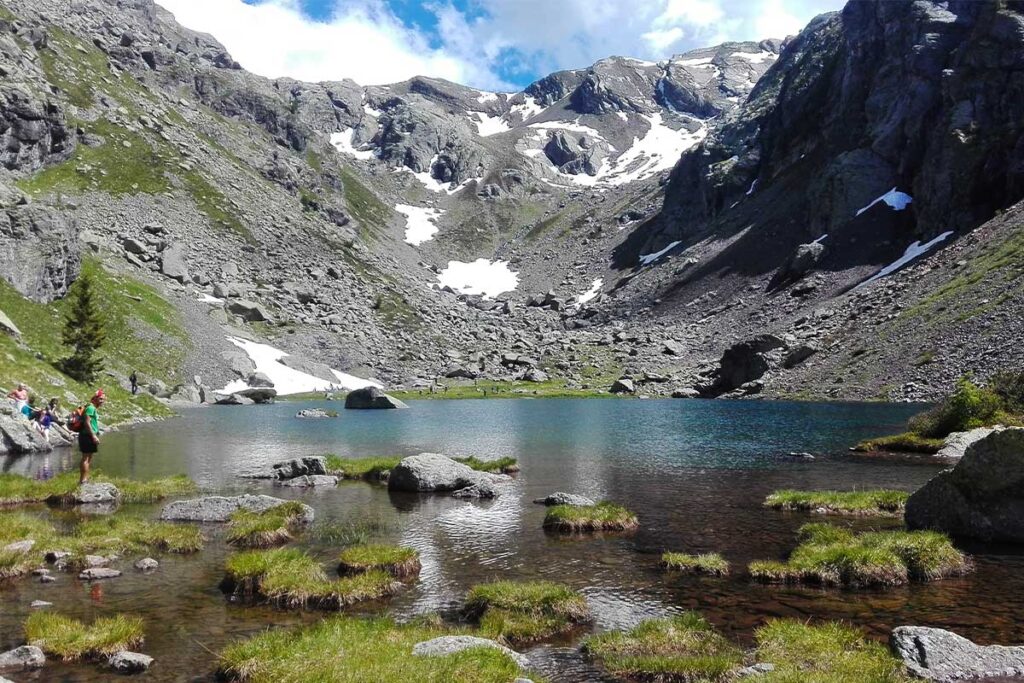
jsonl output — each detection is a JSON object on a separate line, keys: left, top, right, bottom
{"left": 0, "top": 0, "right": 1021, "bottom": 407}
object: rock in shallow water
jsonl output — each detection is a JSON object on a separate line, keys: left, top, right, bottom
{"left": 532, "top": 492, "right": 595, "bottom": 507}
{"left": 48, "top": 482, "right": 120, "bottom": 506}
{"left": 451, "top": 482, "right": 497, "bottom": 499}
{"left": 0, "top": 645, "right": 45, "bottom": 670}
{"left": 276, "top": 474, "right": 338, "bottom": 488}
{"left": 935, "top": 426, "right": 1006, "bottom": 459}
{"left": 387, "top": 453, "right": 506, "bottom": 493}
{"left": 160, "top": 495, "right": 314, "bottom": 523}
{"left": 273, "top": 456, "right": 327, "bottom": 480}
{"left": 135, "top": 558, "right": 159, "bottom": 571}
{"left": 412, "top": 636, "right": 529, "bottom": 669}
{"left": 108, "top": 651, "right": 154, "bottom": 674}
{"left": 344, "top": 386, "right": 408, "bottom": 409}
{"left": 890, "top": 626, "right": 1024, "bottom": 681}
{"left": 79, "top": 567, "right": 121, "bottom": 580}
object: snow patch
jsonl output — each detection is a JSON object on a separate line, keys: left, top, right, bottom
{"left": 854, "top": 231, "right": 954, "bottom": 290}
{"left": 397, "top": 204, "right": 444, "bottom": 246}
{"left": 732, "top": 51, "right": 776, "bottom": 63}
{"left": 509, "top": 98, "right": 546, "bottom": 122}
{"left": 576, "top": 278, "right": 604, "bottom": 306}
{"left": 674, "top": 56, "right": 714, "bottom": 67}
{"left": 529, "top": 120, "right": 607, "bottom": 139}
{"left": 221, "top": 337, "right": 380, "bottom": 395}
{"left": 472, "top": 111, "right": 511, "bottom": 137}
{"left": 812, "top": 233, "right": 828, "bottom": 244}
{"left": 437, "top": 259, "right": 519, "bottom": 299}
{"left": 639, "top": 240, "right": 682, "bottom": 266}
{"left": 599, "top": 113, "right": 704, "bottom": 186}
{"left": 197, "top": 293, "right": 223, "bottom": 304}
{"left": 329, "top": 129, "right": 377, "bottom": 160}
{"left": 363, "top": 103, "right": 383, "bottom": 118}
{"left": 856, "top": 187, "right": 913, "bottom": 216}
{"left": 404, "top": 155, "right": 470, "bottom": 194}
{"left": 475, "top": 91, "right": 500, "bottom": 104}
{"left": 746, "top": 179, "right": 758, "bottom": 196}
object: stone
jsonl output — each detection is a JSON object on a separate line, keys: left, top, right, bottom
{"left": 247, "top": 372, "right": 274, "bottom": 388}
{"left": 227, "top": 299, "right": 273, "bottom": 323}
{"left": 703, "top": 335, "right": 786, "bottom": 397}
{"left": 736, "top": 663, "right": 775, "bottom": 677}
{"left": 135, "top": 557, "right": 159, "bottom": 571}
{"left": 905, "top": 428, "right": 1024, "bottom": 542}
{"left": 0, "top": 309, "right": 21, "bottom": 338}
{"left": 0, "top": 645, "right": 45, "bottom": 670}
{"left": 663, "top": 340, "right": 685, "bottom": 356}
{"left": 236, "top": 387, "right": 277, "bottom": 404}
{"left": 671, "top": 388, "right": 701, "bottom": 399}
{"left": 451, "top": 481, "right": 497, "bottom": 499}
{"left": 159, "top": 242, "right": 189, "bottom": 283}
{"left": 0, "top": 410, "right": 52, "bottom": 455}
{"left": 412, "top": 636, "right": 529, "bottom": 669}
{"left": 936, "top": 427, "right": 1006, "bottom": 459}
{"left": 276, "top": 474, "right": 339, "bottom": 488}
{"left": 214, "top": 393, "right": 254, "bottom": 406}
{"left": 79, "top": 567, "right": 122, "bottom": 580}
{"left": 782, "top": 344, "right": 818, "bottom": 369}
{"left": 890, "top": 626, "right": 1024, "bottom": 681}
{"left": 522, "top": 369, "right": 549, "bottom": 382}
{"left": 3, "top": 539, "right": 34, "bottom": 553}
{"left": 532, "top": 492, "right": 595, "bottom": 507}
{"left": 108, "top": 651, "right": 154, "bottom": 674}
{"left": 83, "top": 554, "right": 109, "bottom": 568}
{"left": 610, "top": 378, "right": 635, "bottom": 394}
{"left": 272, "top": 456, "right": 328, "bottom": 479}
{"left": 388, "top": 453, "right": 504, "bottom": 493}
{"left": 48, "top": 482, "right": 120, "bottom": 506}
{"left": 344, "top": 386, "right": 408, "bottom": 410}
{"left": 29, "top": 600, "right": 51, "bottom": 608}
{"left": 160, "top": 495, "right": 314, "bottom": 523}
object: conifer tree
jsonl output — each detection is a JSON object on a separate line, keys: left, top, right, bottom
{"left": 60, "top": 273, "right": 106, "bottom": 383}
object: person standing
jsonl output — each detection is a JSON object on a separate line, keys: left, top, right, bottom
{"left": 129, "top": 371, "right": 138, "bottom": 395}
{"left": 79, "top": 389, "right": 105, "bottom": 484}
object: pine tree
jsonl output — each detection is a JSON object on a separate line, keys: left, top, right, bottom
{"left": 60, "top": 273, "right": 106, "bottom": 383}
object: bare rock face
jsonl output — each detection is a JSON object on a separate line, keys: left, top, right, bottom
{"left": 935, "top": 427, "right": 1007, "bottom": 459}
{"left": 0, "top": 85, "right": 74, "bottom": 172}
{"left": 700, "top": 335, "right": 787, "bottom": 397}
{"left": 905, "top": 428, "right": 1024, "bottom": 542}
{"left": 344, "top": 386, "right": 408, "bottom": 409}
{"left": 0, "top": 204, "right": 80, "bottom": 302}
{"left": 891, "top": 626, "right": 1024, "bottom": 681}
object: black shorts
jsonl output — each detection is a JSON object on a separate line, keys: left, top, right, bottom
{"left": 78, "top": 432, "right": 98, "bottom": 454}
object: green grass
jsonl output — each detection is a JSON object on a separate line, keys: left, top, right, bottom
{"left": 25, "top": 612, "right": 144, "bottom": 661}
{"left": 340, "top": 166, "right": 393, "bottom": 239}
{"left": 852, "top": 432, "right": 944, "bottom": 454}
{"left": 754, "top": 620, "right": 910, "bottom": 682}
{"left": 227, "top": 501, "right": 310, "bottom": 548}
{"left": 749, "top": 523, "right": 972, "bottom": 588}
{"left": 372, "top": 290, "right": 422, "bottom": 330}
{"left": 764, "top": 490, "right": 909, "bottom": 516}
{"left": 35, "top": 26, "right": 114, "bottom": 109}
{"left": 453, "top": 456, "right": 519, "bottom": 474}
{"left": 180, "top": 169, "right": 252, "bottom": 242}
{"left": 68, "top": 514, "right": 204, "bottom": 557}
{"left": 660, "top": 552, "right": 730, "bottom": 576}
{"left": 310, "top": 516, "right": 395, "bottom": 546}
{"left": 224, "top": 548, "right": 401, "bottom": 609}
{"left": 583, "top": 613, "right": 743, "bottom": 682}
{"left": 337, "top": 544, "right": 421, "bottom": 579}
{"left": 464, "top": 580, "right": 589, "bottom": 644}
{"left": 0, "top": 471, "right": 195, "bottom": 507}
{"left": 218, "top": 615, "right": 530, "bottom": 682}
{"left": 324, "top": 455, "right": 401, "bottom": 480}
{"left": 543, "top": 502, "right": 639, "bottom": 532}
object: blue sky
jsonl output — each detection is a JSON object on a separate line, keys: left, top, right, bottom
{"left": 158, "top": 0, "right": 845, "bottom": 90}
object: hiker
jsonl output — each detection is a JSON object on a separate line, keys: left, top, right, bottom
{"left": 7, "top": 383, "right": 28, "bottom": 413}
{"left": 77, "top": 389, "right": 105, "bottom": 484}
{"left": 129, "top": 371, "right": 138, "bottom": 395}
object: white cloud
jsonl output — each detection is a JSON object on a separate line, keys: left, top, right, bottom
{"left": 655, "top": 0, "right": 726, "bottom": 27}
{"left": 642, "top": 27, "right": 685, "bottom": 52}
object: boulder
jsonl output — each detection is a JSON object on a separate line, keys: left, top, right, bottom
{"left": 905, "top": 428, "right": 1024, "bottom": 542}
{"left": 247, "top": 372, "right": 274, "bottom": 388}
{"left": 160, "top": 495, "right": 314, "bottom": 523}
{"left": 610, "top": 378, "right": 635, "bottom": 394}
{"left": 662, "top": 340, "right": 685, "bottom": 356}
{"left": 108, "top": 651, "right": 154, "bottom": 674}
{"left": 272, "top": 456, "right": 328, "bottom": 479}
{"left": 522, "top": 369, "right": 549, "bottom": 383}
{"left": 3, "top": 539, "right": 34, "bottom": 553}
{"left": 79, "top": 567, "right": 122, "bottom": 580}
{"left": 388, "top": 453, "right": 504, "bottom": 493}
{"left": 344, "top": 386, "right": 408, "bottom": 410}
{"left": 48, "top": 482, "right": 120, "bottom": 506}
{"left": 412, "top": 636, "right": 529, "bottom": 669}
{"left": 532, "top": 492, "right": 595, "bottom": 507}
{"left": 214, "top": 393, "right": 255, "bottom": 406}
{"left": 134, "top": 558, "right": 159, "bottom": 571}
{"left": 890, "top": 626, "right": 1024, "bottom": 681}
{"left": 227, "top": 299, "right": 273, "bottom": 323}
{"left": 782, "top": 344, "right": 818, "bottom": 369}
{"left": 276, "top": 475, "right": 339, "bottom": 488}
{"left": 0, "top": 410, "right": 52, "bottom": 455}
{"left": 702, "top": 335, "right": 786, "bottom": 397}
{"left": 936, "top": 427, "right": 1006, "bottom": 459}
{"left": 0, "top": 645, "right": 45, "bottom": 670}
{"left": 0, "top": 309, "right": 21, "bottom": 338}
{"left": 159, "top": 242, "right": 189, "bottom": 283}
{"left": 672, "top": 388, "right": 701, "bottom": 399}
{"left": 237, "top": 387, "right": 277, "bottom": 404}
{"left": 444, "top": 366, "right": 478, "bottom": 380}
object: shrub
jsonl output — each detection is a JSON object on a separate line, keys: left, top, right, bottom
{"left": 908, "top": 377, "right": 1003, "bottom": 438}
{"left": 990, "top": 370, "right": 1024, "bottom": 413}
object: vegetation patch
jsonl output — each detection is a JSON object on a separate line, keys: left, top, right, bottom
{"left": 749, "top": 523, "right": 972, "bottom": 588}
{"left": 464, "top": 580, "right": 589, "bottom": 644}
{"left": 310, "top": 516, "right": 395, "bottom": 546}
{"left": 764, "top": 490, "right": 909, "bottom": 516}
{"left": 223, "top": 548, "right": 401, "bottom": 609}
{"left": 453, "top": 456, "right": 520, "bottom": 474}
{"left": 337, "top": 544, "right": 421, "bottom": 579}
{"left": 227, "top": 501, "right": 310, "bottom": 548}
{"left": 25, "top": 612, "right": 144, "bottom": 661}
{"left": 340, "top": 166, "right": 393, "bottom": 239}
{"left": 324, "top": 455, "right": 401, "bottom": 480}
{"left": 543, "top": 502, "right": 638, "bottom": 533}
{"left": 218, "top": 615, "right": 528, "bottom": 682}
{"left": 852, "top": 432, "right": 944, "bottom": 454}
{"left": 660, "top": 552, "right": 730, "bottom": 576}
{"left": 0, "top": 471, "right": 195, "bottom": 507}
{"left": 583, "top": 613, "right": 742, "bottom": 682}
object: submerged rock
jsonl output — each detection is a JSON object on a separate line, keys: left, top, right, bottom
{"left": 295, "top": 408, "right": 335, "bottom": 419}
{"left": 905, "top": 428, "right": 1024, "bottom": 542}
{"left": 79, "top": 567, "right": 121, "bottom": 580}
{"left": 0, "top": 645, "right": 45, "bottom": 670}
{"left": 412, "top": 635, "right": 529, "bottom": 669}
{"left": 160, "top": 495, "right": 314, "bottom": 523}
{"left": 890, "top": 626, "right": 1024, "bottom": 681}
{"left": 451, "top": 482, "right": 497, "bottom": 499}
{"left": 276, "top": 474, "right": 338, "bottom": 488}
{"left": 532, "top": 492, "right": 595, "bottom": 507}
{"left": 388, "top": 453, "right": 505, "bottom": 493}
{"left": 108, "top": 651, "right": 154, "bottom": 674}
{"left": 344, "top": 386, "right": 408, "bottom": 409}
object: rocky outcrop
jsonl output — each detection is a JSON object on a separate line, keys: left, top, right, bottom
{"left": 699, "top": 335, "right": 786, "bottom": 397}
{"left": 0, "top": 204, "right": 80, "bottom": 302}
{"left": 0, "top": 85, "right": 74, "bottom": 172}
{"left": 344, "top": 386, "right": 407, "bottom": 409}
{"left": 533, "top": 492, "right": 595, "bottom": 507}
{"left": 412, "top": 635, "right": 529, "bottom": 669}
{"left": 387, "top": 453, "right": 505, "bottom": 493}
{"left": 905, "top": 428, "right": 1024, "bottom": 542}
{"left": 0, "top": 309, "right": 21, "bottom": 337}
{"left": 236, "top": 387, "right": 277, "bottom": 404}
{"left": 891, "top": 626, "right": 1024, "bottom": 682}
{"left": 160, "top": 494, "right": 314, "bottom": 523}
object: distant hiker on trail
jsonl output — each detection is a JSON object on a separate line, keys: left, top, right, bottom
{"left": 76, "top": 389, "right": 105, "bottom": 484}
{"left": 129, "top": 371, "right": 138, "bottom": 395}
{"left": 7, "top": 383, "right": 28, "bottom": 413}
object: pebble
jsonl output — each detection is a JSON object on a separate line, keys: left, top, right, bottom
{"left": 29, "top": 600, "right": 52, "bottom": 608}
{"left": 134, "top": 558, "right": 159, "bottom": 571}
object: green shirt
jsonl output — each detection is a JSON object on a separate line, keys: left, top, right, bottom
{"left": 84, "top": 403, "right": 100, "bottom": 434}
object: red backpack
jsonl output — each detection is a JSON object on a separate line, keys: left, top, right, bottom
{"left": 67, "top": 405, "right": 87, "bottom": 432}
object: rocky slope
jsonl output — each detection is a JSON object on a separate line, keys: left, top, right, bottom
{"left": 0, "top": 0, "right": 1021, "bottom": 405}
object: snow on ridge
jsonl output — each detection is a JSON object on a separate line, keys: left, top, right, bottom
{"left": 576, "top": 278, "right": 604, "bottom": 306}
{"left": 856, "top": 187, "right": 913, "bottom": 216}
{"left": 221, "top": 337, "right": 380, "bottom": 395}
{"left": 509, "top": 98, "right": 546, "bottom": 123}
{"left": 475, "top": 91, "right": 500, "bottom": 104}
{"left": 529, "top": 120, "right": 607, "bottom": 140}
{"left": 854, "top": 231, "right": 954, "bottom": 290}
{"left": 732, "top": 51, "right": 776, "bottom": 63}
{"left": 600, "top": 113, "right": 705, "bottom": 186}
{"left": 397, "top": 204, "right": 444, "bottom": 246}
{"left": 674, "top": 56, "right": 714, "bottom": 67}
{"left": 329, "top": 129, "right": 377, "bottom": 160}
{"left": 437, "top": 259, "right": 519, "bottom": 299}
{"left": 363, "top": 103, "right": 383, "bottom": 118}
{"left": 639, "top": 240, "right": 682, "bottom": 266}
{"left": 197, "top": 293, "right": 223, "bottom": 304}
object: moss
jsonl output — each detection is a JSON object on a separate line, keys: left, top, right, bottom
{"left": 223, "top": 548, "right": 401, "bottom": 609}
{"left": 749, "top": 524, "right": 972, "bottom": 588}
{"left": 337, "top": 544, "right": 421, "bottom": 579}
{"left": 227, "top": 501, "right": 310, "bottom": 548}
{"left": 764, "top": 490, "right": 909, "bottom": 516}
{"left": 755, "top": 620, "right": 910, "bottom": 682}
{"left": 525, "top": 211, "right": 565, "bottom": 241}
{"left": 218, "top": 616, "right": 530, "bottom": 682}
{"left": 583, "top": 613, "right": 743, "bottom": 682}
{"left": 660, "top": 552, "right": 730, "bottom": 576}
{"left": 543, "top": 502, "right": 639, "bottom": 533}
{"left": 25, "top": 612, "right": 144, "bottom": 661}
{"left": 464, "top": 580, "right": 589, "bottom": 644}
{"left": 852, "top": 432, "right": 944, "bottom": 454}
{"left": 36, "top": 27, "right": 113, "bottom": 109}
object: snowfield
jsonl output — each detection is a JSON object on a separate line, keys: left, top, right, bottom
{"left": 397, "top": 204, "right": 444, "bottom": 245}
{"left": 329, "top": 129, "right": 377, "bottom": 160}
{"left": 437, "top": 259, "right": 519, "bottom": 299}
{"left": 639, "top": 240, "right": 682, "bottom": 266}
{"left": 221, "top": 337, "right": 380, "bottom": 395}
{"left": 856, "top": 187, "right": 913, "bottom": 216}
{"left": 855, "top": 231, "right": 954, "bottom": 290}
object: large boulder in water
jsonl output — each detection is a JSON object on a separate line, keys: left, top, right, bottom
{"left": 890, "top": 626, "right": 1024, "bottom": 681}
{"left": 905, "top": 428, "right": 1024, "bottom": 542}
{"left": 344, "top": 386, "right": 408, "bottom": 410}
{"left": 388, "top": 453, "right": 500, "bottom": 493}
{"left": 160, "top": 495, "right": 314, "bottom": 523}
{"left": 237, "top": 387, "right": 277, "bottom": 404}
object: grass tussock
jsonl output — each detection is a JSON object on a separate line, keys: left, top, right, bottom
{"left": 25, "top": 612, "right": 144, "bottom": 661}
{"left": 324, "top": 455, "right": 401, "bottom": 481}
{"left": 218, "top": 615, "right": 527, "bottom": 682}
{"left": 453, "top": 456, "right": 520, "bottom": 474}
{"left": 583, "top": 613, "right": 743, "bottom": 682}
{"left": 337, "top": 544, "right": 421, "bottom": 580}
{"left": 543, "top": 502, "right": 638, "bottom": 532}
{"left": 764, "top": 490, "right": 909, "bottom": 516}
{"left": 660, "top": 552, "right": 730, "bottom": 576}
{"left": 749, "top": 523, "right": 972, "bottom": 588}
{"left": 224, "top": 548, "right": 401, "bottom": 609}
{"left": 852, "top": 432, "right": 944, "bottom": 454}
{"left": 0, "top": 471, "right": 196, "bottom": 507}
{"left": 310, "top": 516, "right": 395, "bottom": 547}
{"left": 227, "top": 502, "right": 309, "bottom": 548}
{"left": 464, "top": 580, "right": 589, "bottom": 644}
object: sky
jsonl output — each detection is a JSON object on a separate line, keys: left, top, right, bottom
{"left": 155, "top": 0, "right": 845, "bottom": 91}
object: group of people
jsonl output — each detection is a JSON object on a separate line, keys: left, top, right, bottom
{"left": 7, "top": 382, "right": 105, "bottom": 484}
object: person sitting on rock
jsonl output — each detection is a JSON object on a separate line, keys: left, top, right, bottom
{"left": 31, "top": 398, "right": 59, "bottom": 442}
{"left": 7, "top": 383, "right": 28, "bottom": 413}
